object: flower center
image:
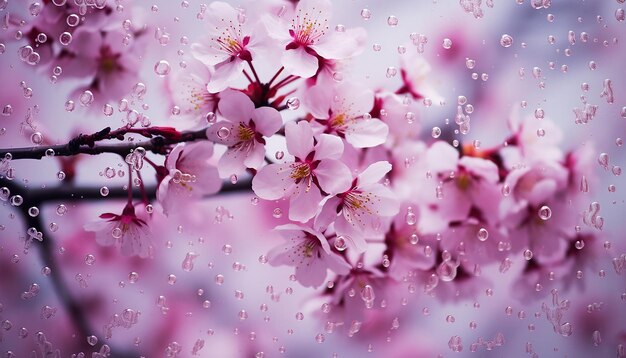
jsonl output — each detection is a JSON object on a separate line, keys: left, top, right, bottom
{"left": 456, "top": 173, "right": 471, "bottom": 190}
{"left": 289, "top": 162, "right": 312, "bottom": 181}
{"left": 330, "top": 113, "right": 347, "bottom": 128}
{"left": 237, "top": 123, "right": 255, "bottom": 142}
{"left": 290, "top": 8, "right": 328, "bottom": 46}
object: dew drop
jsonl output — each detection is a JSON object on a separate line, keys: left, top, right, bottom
{"left": 79, "top": 90, "right": 94, "bottom": 106}
{"left": 538, "top": 205, "right": 552, "bottom": 220}
{"left": 154, "top": 60, "right": 171, "bottom": 76}
{"left": 500, "top": 34, "right": 513, "bottom": 47}
{"left": 360, "top": 8, "right": 371, "bottom": 20}
{"left": 217, "top": 126, "right": 230, "bottom": 139}
{"left": 477, "top": 228, "right": 489, "bottom": 241}
{"left": 286, "top": 97, "right": 300, "bottom": 110}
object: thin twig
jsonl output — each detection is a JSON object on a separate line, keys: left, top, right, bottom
{"left": 0, "top": 128, "right": 209, "bottom": 161}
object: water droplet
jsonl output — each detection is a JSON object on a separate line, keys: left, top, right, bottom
{"left": 534, "top": 108, "right": 545, "bottom": 119}
{"left": 222, "top": 244, "right": 232, "bottom": 255}
{"left": 84, "top": 254, "right": 95, "bottom": 265}
{"left": 315, "top": 333, "right": 325, "bottom": 343}
{"left": 500, "top": 34, "right": 513, "bottom": 47}
{"left": 598, "top": 153, "right": 609, "bottom": 169}
{"left": 616, "top": 8, "right": 625, "bottom": 21}
{"left": 30, "top": 132, "right": 43, "bottom": 145}
{"left": 334, "top": 236, "right": 347, "bottom": 251}
{"left": 217, "top": 126, "right": 230, "bottom": 139}
{"left": 538, "top": 205, "right": 552, "bottom": 220}
{"left": 560, "top": 322, "right": 572, "bottom": 337}
{"left": 9, "top": 195, "right": 23, "bottom": 206}
{"left": 477, "top": 228, "right": 489, "bottom": 241}
{"left": 442, "top": 38, "right": 453, "bottom": 49}
{"left": 1, "top": 104, "right": 12, "bottom": 116}
{"left": 87, "top": 335, "right": 98, "bottom": 346}
{"left": 28, "top": 206, "right": 39, "bottom": 217}
{"left": 523, "top": 249, "right": 533, "bottom": 260}
{"left": 387, "top": 15, "right": 398, "bottom": 26}
{"left": 128, "top": 272, "right": 139, "bottom": 283}
{"left": 79, "top": 90, "right": 94, "bottom": 106}
{"left": 167, "top": 274, "right": 177, "bottom": 285}
{"left": 205, "top": 112, "right": 216, "bottom": 123}
{"left": 154, "top": 60, "right": 171, "bottom": 76}
{"left": 360, "top": 8, "right": 371, "bottom": 20}
{"left": 405, "top": 207, "right": 417, "bottom": 225}
{"left": 286, "top": 97, "right": 300, "bottom": 110}
{"left": 182, "top": 252, "right": 198, "bottom": 272}
{"left": 66, "top": 14, "right": 80, "bottom": 27}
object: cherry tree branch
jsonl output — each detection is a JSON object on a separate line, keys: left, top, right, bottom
{"left": 0, "top": 127, "right": 209, "bottom": 160}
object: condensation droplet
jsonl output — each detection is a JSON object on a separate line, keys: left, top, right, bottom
{"left": 154, "top": 60, "right": 171, "bottom": 76}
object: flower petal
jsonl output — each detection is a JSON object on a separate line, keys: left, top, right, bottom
{"left": 345, "top": 118, "right": 389, "bottom": 148}
{"left": 285, "top": 121, "right": 314, "bottom": 160}
{"left": 315, "top": 159, "right": 352, "bottom": 194}
{"left": 218, "top": 90, "right": 255, "bottom": 124}
{"left": 252, "top": 163, "right": 294, "bottom": 200}
{"left": 252, "top": 107, "right": 283, "bottom": 137}
{"left": 282, "top": 47, "right": 319, "bottom": 78}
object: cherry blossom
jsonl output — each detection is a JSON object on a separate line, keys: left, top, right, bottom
{"left": 157, "top": 142, "right": 222, "bottom": 216}
{"left": 267, "top": 223, "right": 351, "bottom": 288}
{"left": 165, "top": 59, "right": 218, "bottom": 128}
{"left": 252, "top": 120, "right": 352, "bottom": 222}
{"left": 315, "top": 161, "right": 399, "bottom": 252}
{"left": 84, "top": 203, "right": 152, "bottom": 258}
{"left": 191, "top": 2, "right": 265, "bottom": 93}
{"left": 305, "top": 83, "right": 388, "bottom": 148}
{"left": 422, "top": 141, "right": 502, "bottom": 230}
{"left": 206, "top": 90, "right": 282, "bottom": 177}
{"left": 263, "top": 0, "right": 361, "bottom": 78}
{"left": 55, "top": 26, "right": 147, "bottom": 104}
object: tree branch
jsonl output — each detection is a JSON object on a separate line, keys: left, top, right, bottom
{"left": 0, "top": 127, "right": 209, "bottom": 160}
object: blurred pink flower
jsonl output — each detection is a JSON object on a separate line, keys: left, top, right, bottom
{"left": 268, "top": 223, "right": 351, "bottom": 287}
{"left": 84, "top": 203, "right": 153, "bottom": 258}
{"left": 57, "top": 27, "right": 147, "bottom": 104}
{"left": 157, "top": 142, "right": 222, "bottom": 216}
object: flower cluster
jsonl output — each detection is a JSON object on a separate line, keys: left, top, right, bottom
{"left": 5, "top": 0, "right": 602, "bottom": 333}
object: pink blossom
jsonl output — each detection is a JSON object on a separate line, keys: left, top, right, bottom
{"left": 252, "top": 121, "right": 352, "bottom": 222}
{"left": 263, "top": 0, "right": 360, "bottom": 78}
{"left": 500, "top": 160, "right": 576, "bottom": 264}
{"left": 56, "top": 27, "right": 147, "bottom": 104}
{"left": 398, "top": 52, "right": 442, "bottom": 102}
{"left": 206, "top": 90, "right": 282, "bottom": 177}
{"left": 191, "top": 2, "right": 264, "bottom": 93}
{"left": 315, "top": 161, "right": 399, "bottom": 252}
{"left": 157, "top": 142, "right": 222, "bottom": 216}
{"left": 385, "top": 203, "right": 437, "bottom": 281}
{"left": 84, "top": 203, "right": 153, "bottom": 258}
{"left": 267, "top": 223, "right": 351, "bottom": 288}
{"left": 305, "top": 83, "right": 388, "bottom": 148}
{"left": 165, "top": 60, "right": 218, "bottom": 128}
{"left": 375, "top": 92, "right": 422, "bottom": 144}
{"left": 425, "top": 141, "right": 502, "bottom": 228}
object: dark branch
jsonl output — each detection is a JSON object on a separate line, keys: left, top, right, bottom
{"left": 0, "top": 127, "right": 209, "bottom": 160}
